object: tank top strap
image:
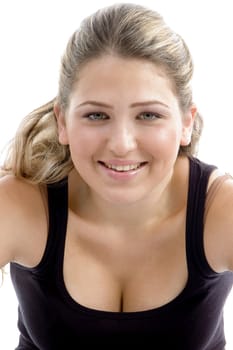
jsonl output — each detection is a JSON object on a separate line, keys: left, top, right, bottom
{"left": 185, "top": 157, "right": 217, "bottom": 277}
{"left": 35, "top": 177, "right": 69, "bottom": 276}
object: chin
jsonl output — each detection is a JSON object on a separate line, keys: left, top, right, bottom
{"left": 99, "top": 189, "right": 148, "bottom": 206}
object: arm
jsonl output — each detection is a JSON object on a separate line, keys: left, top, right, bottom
{"left": 0, "top": 176, "right": 19, "bottom": 269}
{"left": 0, "top": 176, "right": 48, "bottom": 269}
{"left": 204, "top": 175, "right": 233, "bottom": 273}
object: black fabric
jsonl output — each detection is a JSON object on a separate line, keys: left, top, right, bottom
{"left": 10, "top": 157, "right": 233, "bottom": 349}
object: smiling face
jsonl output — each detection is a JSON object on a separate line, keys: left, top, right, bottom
{"left": 55, "top": 55, "right": 194, "bottom": 204}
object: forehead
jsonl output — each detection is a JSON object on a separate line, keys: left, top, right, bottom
{"left": 69, "top": 55, "right": 179, "bottom": 110}
{"left": 76, "top": 55, "right": 172, "bottom": 87}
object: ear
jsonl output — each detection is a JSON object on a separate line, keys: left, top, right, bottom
{"left": 54, "top": 103, "right": 69, "bottom": 145}
{"left": 180, "top": 105, "right": 197, "bottom": 146}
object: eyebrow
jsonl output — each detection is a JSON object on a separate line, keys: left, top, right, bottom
{"left": 75, "top": 100, "right": 170, "bottom": 109}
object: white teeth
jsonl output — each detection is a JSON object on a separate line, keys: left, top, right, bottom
{"left": 105, "top": 163, "right": 141, "bottom": 171}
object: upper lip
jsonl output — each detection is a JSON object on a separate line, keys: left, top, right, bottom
{"left": 99, "top": 160, "right": 147, "bottom": 166}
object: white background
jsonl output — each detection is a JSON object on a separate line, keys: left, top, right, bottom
{"left": 0, "top": 0, "right": 233, "bottom": 348}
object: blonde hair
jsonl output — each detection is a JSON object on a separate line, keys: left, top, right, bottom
{"left": 1, "top": 3, "right": 203, "bottom": 184}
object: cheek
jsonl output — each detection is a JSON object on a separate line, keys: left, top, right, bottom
{"left": 144, "top": 126, "right": 180, "bottom": 153}
{"left": 68, "top": 129, "right": 100, "bottom": 161}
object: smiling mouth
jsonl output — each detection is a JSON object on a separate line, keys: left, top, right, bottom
{"left": 98, "top": 161, "right": 148, "bottom": 172}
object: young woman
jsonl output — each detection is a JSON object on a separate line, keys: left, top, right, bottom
{"left": 0, "top": 3, "right": 232, "bottom": 349}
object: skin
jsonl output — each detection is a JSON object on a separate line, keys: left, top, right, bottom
{"left": 0, "top": 55, "right": 233, "bottom": 313}
{"left": 56, "top": 56, "right": 194, "bottom": 217}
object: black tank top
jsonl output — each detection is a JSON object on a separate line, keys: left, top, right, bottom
{"left": 10, "top": 157, "right": 233, "bottom": 349}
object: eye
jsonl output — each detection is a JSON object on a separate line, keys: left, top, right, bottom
{"left": 84, "top": 112, "right": 109, "bottom": 121}
{"left": 137, "top": 112, "right": 162, "bottom": 121}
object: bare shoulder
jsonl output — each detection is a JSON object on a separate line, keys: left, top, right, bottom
{"left": 0, "top": 175, "right": 48, "bottom": 268}
{"left": 204, "top": 170, "right": 233, "bottom": 272}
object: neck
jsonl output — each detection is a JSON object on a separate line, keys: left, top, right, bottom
{"left": 69, "top": 161, "right": 187, "bottom": 231}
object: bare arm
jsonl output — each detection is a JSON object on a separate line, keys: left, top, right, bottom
{"left": 0, "top": 176, "right": 20, "bottom": 269}
{"left": 205, "top": 176, "right": 233, "bottom": 273}
{"left": 0, "top": 176, "right": 48, "bottom": 269}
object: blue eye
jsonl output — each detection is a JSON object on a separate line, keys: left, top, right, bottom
{"left": 86, "top": 112, "right": 108, "bottom": 120}
{"left": 138, "top": 112, "right": 161, "bottom": 120}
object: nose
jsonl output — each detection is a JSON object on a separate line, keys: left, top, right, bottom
{"left": 107, "top": 122, "right": 137, "bottom": 156}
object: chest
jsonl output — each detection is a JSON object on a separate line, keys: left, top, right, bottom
{"left": 63, "top": 211, "right": 188, "bottom": 312}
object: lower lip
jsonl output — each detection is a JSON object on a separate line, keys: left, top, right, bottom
{"left": 98, "top": 163, "right": 146, "bottom": 181}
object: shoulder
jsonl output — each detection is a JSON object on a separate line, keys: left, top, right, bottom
{"left": 0, "top": 175, "right": 47, "bottom": 217}
{"left": 0, "top": 175, "right": 48, "bottom": 267}
{"left": 0, "top": 174, "right": 42, "bottom": 200}
{"left": 204, "top": 169, "right": 233, "bottom": 272}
